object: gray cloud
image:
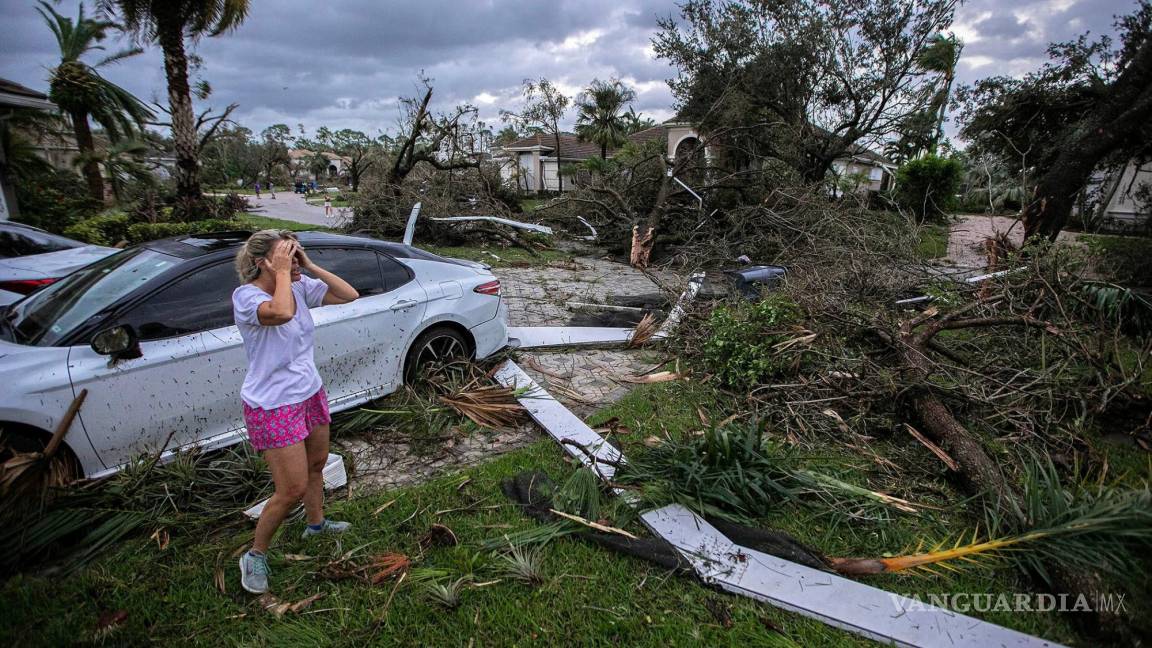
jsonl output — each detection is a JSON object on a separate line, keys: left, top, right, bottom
{"left": 0, "top": 0, "right": 1142, "bottom": 139}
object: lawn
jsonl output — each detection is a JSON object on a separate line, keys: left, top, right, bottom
{"left": 916, "top": 222, "right": 950, "bottom": 260}
{"left": 239, "top": 213, "right": 334, "bottom": 233}
{"left": 2, "top": 377, "right": 1106, "bottom": 647}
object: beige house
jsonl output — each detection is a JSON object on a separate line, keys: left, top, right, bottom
{"left": 497, "top": 120, "right": 892, "bottom": 195}
{"left": 288, "top": 148, "right": 351, "bottom": 182}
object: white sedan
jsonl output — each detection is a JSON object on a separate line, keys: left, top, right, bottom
{"left": 0, "top": 230, "right": 507, "bottom": 479}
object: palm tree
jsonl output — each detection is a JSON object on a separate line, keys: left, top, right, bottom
{"left": 99, "top": 0, "right": 249, "bottom": 207}
{"left": 38, "top": 1, "right": 152, "bottom": 202}
{"left": 574, "top": 79, "right": 637, "bottom": 159}
{"left": 915, "top": 33, "right": 963, "bottom": 154}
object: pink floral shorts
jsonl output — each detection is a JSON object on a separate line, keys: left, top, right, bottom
{"left": 243, "top": 388, "right": 331, "bottom": 451}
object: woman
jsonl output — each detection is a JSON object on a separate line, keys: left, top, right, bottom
{"left": 232, "top": 230, "right": 359, "bottom": 594}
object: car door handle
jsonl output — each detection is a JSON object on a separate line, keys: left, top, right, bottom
{"left": 388, "top": 299, "right": 418, "bottom": 311}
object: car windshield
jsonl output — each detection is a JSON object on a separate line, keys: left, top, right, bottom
{"left": 0, "top": 226, "right": 83, "bottom": 258}
{"left": 3, "top": 247, "right": 180, "bottom": 346}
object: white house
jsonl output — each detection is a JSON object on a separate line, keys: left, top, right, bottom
{"left": 288, "top": 149, "right": 351, "bottom": 182}
{"left": 496, "top": 120, "right": 894, "bottom": 195}
{"left": 1081, "top": 160, "right": 1152, "bottom": 231}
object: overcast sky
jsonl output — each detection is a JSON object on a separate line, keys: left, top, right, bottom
{"left": 0, "top": 0, "right": 1140, "bottom": 141}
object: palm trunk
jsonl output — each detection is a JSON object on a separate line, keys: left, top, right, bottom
{"left": 69, "top": 109, "right": 104, "bottom": 203}
{"left": 156, "top": 21, "right": 203, "bottom": 208}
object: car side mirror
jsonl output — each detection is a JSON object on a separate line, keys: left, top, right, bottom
{"left": 91, "top": 325, "right": 142, "bottom": 361}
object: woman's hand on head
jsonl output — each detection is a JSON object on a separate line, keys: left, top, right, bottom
{"left": 294, "top": 245, "right": 317, "bottom": 271}
{"left": 261, "top": 239, "right": 298, "bottom": 275}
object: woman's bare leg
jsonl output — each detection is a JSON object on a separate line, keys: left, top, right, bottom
{"left": 302, "top": 424, "right": 331, "bottom": 526}
{"left": 253, "top": 443, "right": 309, "bottom": 553}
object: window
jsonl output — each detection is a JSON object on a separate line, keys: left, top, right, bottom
{"left": 116, "top": 261, "right": 239, "bottom": 340}
{"left": 378, "top": 254, "right": 413, "bottom": 292}
{"left": 7, "top": 248, "right": 179, "bottom": 346}
{"left": 305, "top": 247, "right": 385, "bottom": 296}
{"left": 0, "top": 226, "right": 80, "bottom": 258}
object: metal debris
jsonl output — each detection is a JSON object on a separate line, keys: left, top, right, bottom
{"left": 494, "top": 359, "right": 1062, "bottom": 648}
{"left": 506, "top": 326, "right": 635, "bottom": 350}
{"left": 428, "top": 216, "right": 554, "bottom": 235}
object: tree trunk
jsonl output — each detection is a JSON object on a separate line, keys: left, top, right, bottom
{"left": 601, "top": 143, "right": 607, "bottom": 160}
{"left": 69, "top": 109, "right": 104, "bottom": 203}
{"left": 553, "top": 128, "right": 563, "bottom": 193}
{"left": 1022, "top": 38, "right": 1152, "bottom": 240}
{"left": 156, "top": 21, "right": 203, "bottom": 208}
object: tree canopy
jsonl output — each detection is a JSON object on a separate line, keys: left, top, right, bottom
{"left": 653, "top": 0, "right": 957, "bottom": 182}
{"left": 574, "top": 78, "right": 637, "bottom": 159}
{"left": 957, "top": 1, "right": 1152, "bottom": 239}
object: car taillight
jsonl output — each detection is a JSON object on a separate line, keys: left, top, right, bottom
{"left": 0, "top": 278, "right": 57, "bottom": 295}
{"left": 474, "top": 280, "right": 501, "bottom": 296}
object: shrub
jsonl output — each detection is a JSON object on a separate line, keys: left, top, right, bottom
{"left": 1082, "top": 234, "right": 1152, "bottom": 286}
{"left": 12, "top": 167, "right": 101, "bottom": 233}
{"left": 702, "top": 294, "right": 803, "bottom": 389}
{"left": 126, "top": 219, "right": 247, "bottom": 244}
{"left": 894, "top": 155, "right": 963, "bottom": 222}
{"left": 63, "top": 213, "right": 132, "bottom": 246}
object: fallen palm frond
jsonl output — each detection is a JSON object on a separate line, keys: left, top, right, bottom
{"left": 791, "top": 470, "right": 922, "bottom": 514}
{"left": 1, "top": 389, "right": 87, "bottom": 502}
{"left": 438, "top": 380, "right": 527, "bottom": 430}
{"left": 548, "top": 509, "right": 638, "bottom": 539}
{"left": 617, "top": 370, "right": 685, "bottom": 384}
{"left": 628, "top": 312, "right": 659, "bottom": 348}
{"left": 361, "top": 553, "right": 412, "bottom": 585}
{"left": 259, "top": 592, "right": 326, "bottom": 617}
{"left": 553, "top": 467, "right": 602, "bottom": 521}
{"left": 478, "top": 523, "right": 573, "bottom": 551}
{"left": 829, "top": 456, "right": 1152, "bottom": 583}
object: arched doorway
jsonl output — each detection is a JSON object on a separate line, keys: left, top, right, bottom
{"left": 673, "top": 136, "right": 705, "bottom": 182}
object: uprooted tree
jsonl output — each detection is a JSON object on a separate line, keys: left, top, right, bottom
{"left": 958, "top": 1, "right": 1152, "bottom": 240}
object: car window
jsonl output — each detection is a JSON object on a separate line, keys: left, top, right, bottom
{"left": 116, "top": 261, "right": 239, "bottom": 340}
{"left": 0, "top": 227, "right": 80, "bottom": 258}
{"left": 378, "top": 254, "right": 413, "bottom": 291}
{"left": 5, "top": 248, "right": 179, "bottom": 346}
{"left": 305, "top": 248, "right": 385, "bottom": 296}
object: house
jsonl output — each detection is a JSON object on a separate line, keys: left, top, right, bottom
{"left": 0, "top": 78, "right": 57, "bottom": 221}
{"left": 496, "top": 120, "right": 894, "bottom": 195}
{"left": 288, "top": 148, "right": 351, "bottom": 182}
{"left": 1079, "top": 160, "right": 1152, "bottom": 231}
{"left": 830, "top": 147, "right": 897, "bottom": 195}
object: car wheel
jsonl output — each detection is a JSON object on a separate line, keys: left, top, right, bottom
{"left": 404, "top": 326, "right": 472, "bottom": 383}
{"left": 0, "top": 426, "right": 80, "bottom": 503}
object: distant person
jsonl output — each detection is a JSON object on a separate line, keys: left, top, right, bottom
{"left": 254, "top": 181, "right": 261, "bottom": 199}
{"left": 233, "top": 230, "right": 359, "bottom": 595}
{"left": 269, "top": 182, "right": 276, "bottom": 199}
{"left": 324, "top": 195, "right": 333, "bottom": 218}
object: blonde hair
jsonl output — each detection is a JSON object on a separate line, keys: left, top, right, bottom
{"left": 235, "top": 229, "right": 297, "bottom": 282}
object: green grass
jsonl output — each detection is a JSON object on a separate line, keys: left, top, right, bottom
{"left": 239, "top": 213, "right": 334, "bottom": 233}
{"left": 305, "top": 198, "right": 351, "bottom": 208}
{"left": 2, "top": 378, "right": 1126, "bottom": 646}
{"left": 917, "top": 222, "right": 950, "bottom": 260}
{"left": 1, "top": 439, "right": 866, "bottom": 647}
{"left": 425, "top": 245, "right": 574, "bottom": 267}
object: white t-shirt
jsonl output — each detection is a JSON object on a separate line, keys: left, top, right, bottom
{"left": 232, "top": 275, "right": 329, "bottom": 409}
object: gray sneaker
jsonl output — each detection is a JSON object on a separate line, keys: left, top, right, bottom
{"left": 301, "top": 519, "right": 351, "bottom": 539}
{"left": 239, "top": 551, "right": 270, "bottom": 594}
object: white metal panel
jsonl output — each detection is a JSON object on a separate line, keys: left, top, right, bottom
{"left": 506, "top": 326, "right": 634, "bottom": 349}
